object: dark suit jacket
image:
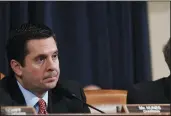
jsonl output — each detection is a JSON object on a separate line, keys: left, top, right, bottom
{"left": 127, "top": 75, "right": 171, "bottom": 104}
{"left": 0, "top": 76, "right": 90, "bottom": 113}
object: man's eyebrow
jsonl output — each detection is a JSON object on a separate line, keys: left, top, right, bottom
{"left": 34, "top": 50, "right": 58, "bottom": 59}
{"left": 53, "top": 50, "right": 58, "bottom": 54}
{"left": 34, "top": 54, "right": 47, "bottom": 60}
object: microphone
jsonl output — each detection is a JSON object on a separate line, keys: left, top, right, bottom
{"left": 61, "top": 88, "right": 105, "bottom": 114}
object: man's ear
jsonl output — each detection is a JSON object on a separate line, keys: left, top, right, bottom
{"left": 10, "top": 59, "right": 23, "bottom": 77}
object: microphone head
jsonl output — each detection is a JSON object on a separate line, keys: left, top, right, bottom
{"left": 60, "top": 87, "right": 76, "bottom": 99}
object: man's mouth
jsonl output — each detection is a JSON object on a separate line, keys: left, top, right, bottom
{"left": 43, "top": 76, "right": 58, "bottom": 82}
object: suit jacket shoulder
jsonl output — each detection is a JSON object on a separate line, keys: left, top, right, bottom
{"left": 127, "top": 76, "right": 171, "bottom": 104}
{"left": 56, "top": 79, "right": 86, "bottom": 100}
{"left": 49, "top": 79, "right": 90, "bottom": 113}
{"left": 0, "top": 77, "right": 15, "bottom": 106}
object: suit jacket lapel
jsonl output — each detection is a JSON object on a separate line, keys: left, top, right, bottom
{"left": 48, "top": 82, "right": 69, "bottom": 113}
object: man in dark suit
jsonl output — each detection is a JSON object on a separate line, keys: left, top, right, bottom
{"left": 127, "top": 38, "right": 171, "bottom": 104}
{"left": 0, "top": 23, "right": 90, "bottom": 114}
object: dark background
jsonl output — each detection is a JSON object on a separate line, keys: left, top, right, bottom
{"left": 0, "top": 1, "right": 152, "bottom": 89}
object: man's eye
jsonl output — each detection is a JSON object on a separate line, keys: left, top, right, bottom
{"left": 52, "top": 54, "right": 58, "bottom": 59}
{"left": 36, "top": 57, "right": 45, "bottom": 63}
{"left": 39, "top": 57, "right": 44, "bottom": 61}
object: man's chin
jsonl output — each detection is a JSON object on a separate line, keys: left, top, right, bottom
{"left": 44, "top": 81, "right": 58, "bottom": 89}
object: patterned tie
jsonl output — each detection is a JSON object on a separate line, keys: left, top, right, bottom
{"left": 38, "top": 99, "right": 48, "bottom": 114}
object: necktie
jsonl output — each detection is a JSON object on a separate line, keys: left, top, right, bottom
{"left": 38, "top": 99, "right": 48, "bottom": 114}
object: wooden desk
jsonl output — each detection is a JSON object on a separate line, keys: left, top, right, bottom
{"left": 1, "top": 105, "right": 170, "bottom": 115}
{"left": 21, "top": 113, "right": 170, "bottom": 115}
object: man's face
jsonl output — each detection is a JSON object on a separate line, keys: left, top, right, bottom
{"left": 17, "top": 37, "right": 60, "bottom": 93}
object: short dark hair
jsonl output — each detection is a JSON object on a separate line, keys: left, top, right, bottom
{"left": 6, "top": 23, "right": 56, "bottom": 75}
{"left": 163, "top": 38, "right": 171, "bottom": 71}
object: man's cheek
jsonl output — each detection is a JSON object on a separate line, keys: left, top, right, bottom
{"left": 30, "top": 64, "right": 43, "bottom": 77}
{"left": 27, "top": 68, "right": 41, "bottom": 79}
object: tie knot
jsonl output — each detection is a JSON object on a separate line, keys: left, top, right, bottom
{"left": 38, "top": 99, "right": 47, "bottom": 114}
{"left": 38, "top": 99, "right": 46, "bottom": 107}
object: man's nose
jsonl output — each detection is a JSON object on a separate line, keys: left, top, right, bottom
{"left": 46, "top": 58, "right": 58, "bottom": 71}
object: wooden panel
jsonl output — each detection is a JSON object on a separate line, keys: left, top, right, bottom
{"left": 84, "top": 90, "right": 127, "bottom": 105}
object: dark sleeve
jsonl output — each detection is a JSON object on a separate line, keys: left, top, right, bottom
{"left": 127, "top": 80, "right": 167, "bottom": 104}
{"left": 79, "top": 87, "right": 90, "bottom": 113}
{"left": 127, "top": 85, "right": 148, "bottom": 104}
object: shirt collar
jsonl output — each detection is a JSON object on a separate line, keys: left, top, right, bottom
{"left": 17, "top": 81, "right": 48, "bottom": 107}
